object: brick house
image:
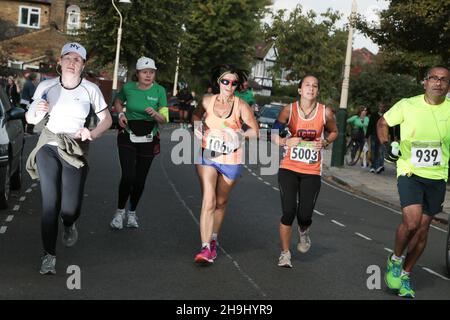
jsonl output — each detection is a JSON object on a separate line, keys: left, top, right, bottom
{"left": 0, "top": 0, "right": 83, "bottom": 70}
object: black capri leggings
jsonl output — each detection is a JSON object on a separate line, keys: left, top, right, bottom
{"left": 36, "top": 145, "right": 88, "bottom": 255}
{"left": 117, "top": 131, "right": 158, "bottom": 211}
{"left": 278, "top": 168, "right": 321, "bottom": 228}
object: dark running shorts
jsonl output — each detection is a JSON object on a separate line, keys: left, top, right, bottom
{"left": 397, "top": 174, "right": 446, "bottom": 216}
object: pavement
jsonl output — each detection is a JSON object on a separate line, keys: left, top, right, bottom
{"left": 322, "top": 147, "right": 449, "bottom": 225}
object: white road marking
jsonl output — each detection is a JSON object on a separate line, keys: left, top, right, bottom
{"left": 314, "top": 210, "right": 325, "bottom": 216}
{"left": 355, "top": 232, "right": 372, "bottom": 241}
{"left": 25, "top": 188, "right": 32, "bottom": 193}
{"left": 264, "top": 182, "right": 271, "bottom": 186}
{"left": 322, "top": 179, "right": 447, "bottom": 233}
{"left": 251, "top": 172, "right": 257, "bottom": 176}
{"left": 247, "top": 168, "right": 252, "bottom": 173}
{"left": 384, "top": 248, "right": 393, "bottom": 253}
{"left": 0, "top": 226, "right": 7, "bottom": 234}
{"left": 422, "top": 267, "right": 450, "bottom": 281}
{"left": 31, "top": 183, "right": 37, "bottom": 188}
{"left": 19, "top": 196, "right": 26, "bottom": 202}
{"left": 5, "top": 215, "right": 13, "bottom": 222}
{"left": 13, "top": 205, "right": 20, "bottom": 211}
{"left": 257, "top": 177, "right": 263, "bottom": 181}
{"left": 160, "top": 156, "right": 267, "bottom": 298}
{"left": 331, "top": 220, "right": 345, "bottom": 227}
{"left": 272, "top": 187, "right": 279, "bottom": 191}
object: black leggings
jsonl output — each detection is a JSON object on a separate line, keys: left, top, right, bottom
{"left": 36, "top": 145, "right": 88, "bottom": 255}
{"left": 117, "top": 131, "right": 156, "bottom": 211}
{"left": 278, "top": 168, "right": 321, "bottom": 228}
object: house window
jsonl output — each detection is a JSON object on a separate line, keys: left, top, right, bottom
{"left": 66, "top": 5, "right": 81, "bottom": 34}
{"left": 18, "top": 6, "right": 41, "bottom": 28}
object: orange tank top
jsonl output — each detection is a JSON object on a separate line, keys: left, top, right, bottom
{"left": 201, "top": 95, "right": 243, "bottom": 165}
{"left": 280, "top": 101, "right": 326, "bottom": 175}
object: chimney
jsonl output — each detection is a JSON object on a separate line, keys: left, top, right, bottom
{"left": 50, "top": 0, "right": 67, "bottom": 31}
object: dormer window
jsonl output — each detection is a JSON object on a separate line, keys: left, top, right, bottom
{"left": 18, "top": 6, "right": 40, "bottom": 29}
{"left": 66, "top": 5, "right": 81, "bottom": 34}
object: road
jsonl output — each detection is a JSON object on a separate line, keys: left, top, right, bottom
{"left": 0, "top": 124, "right": 449, "bottom": 300}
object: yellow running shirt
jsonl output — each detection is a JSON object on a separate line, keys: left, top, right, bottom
{"left": 384, "top": 94, "right": 450, "bottom": 181}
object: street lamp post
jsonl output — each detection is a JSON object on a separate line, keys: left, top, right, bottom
{"left": 331, "top": 0, "right": 357, "bottom": 167}
{"left": 112, "top": 0, "right": 131, "bottom": 93}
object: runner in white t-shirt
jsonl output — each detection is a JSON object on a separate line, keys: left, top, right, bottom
{"left": 25, "top": 42, "right": 112, "bottom": 275}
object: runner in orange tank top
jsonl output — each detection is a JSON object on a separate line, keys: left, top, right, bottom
{"left": 191, "top": 64, "right": 259, "bottom": 264}
{"left": 272, "top": 74, "right": 338, "bottom": 268}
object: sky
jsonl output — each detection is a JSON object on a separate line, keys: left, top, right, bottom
{"left": 268, "top": 0, "right": 390, "bottom": 54}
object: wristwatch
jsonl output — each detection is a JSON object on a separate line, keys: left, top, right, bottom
{"left": 118, "top": 112, "right": 125, "bottom": 118}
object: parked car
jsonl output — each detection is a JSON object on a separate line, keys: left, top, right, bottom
{"left": 0, "top": 85, "right": 25, "bottom": 209}
{"left": 257, "top": 103, "right": 284, "bottom": 134}
{"left": 167, "top": 96, "right": 181, "bottom": 122}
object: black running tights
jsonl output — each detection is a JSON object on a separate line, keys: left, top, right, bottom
{"left": 278, "top": 168, "right": 321, "bottom": 228}
{"left": 36, "top": 145, "right": 88, "bottom": 255}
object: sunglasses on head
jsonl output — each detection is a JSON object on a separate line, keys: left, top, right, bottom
{"left": 219, "top": 78, "right": 238, "bottom": 87}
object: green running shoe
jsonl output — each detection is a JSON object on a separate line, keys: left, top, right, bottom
{"left": 398, "top": 274, "right": 415, "bottom": 298}
{"left": 385, "top": 254, "right": 402, "bottom": 290}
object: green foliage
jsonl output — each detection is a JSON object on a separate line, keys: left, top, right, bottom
{"left": 348, "top": 70, "right": 423, "bottom": 114}
{"left": 78, "top": 0, "right": 187, "bottom": 82}
{"left": 182, "top": 0, "right": 271, "bottom": 87}
{"left": 356, "top": 0, "right": 450, "bottom": 77}
{"left": 265, "top": 5, "right": 347, "bottom": 104}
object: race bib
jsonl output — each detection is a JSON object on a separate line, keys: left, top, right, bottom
{"left": 206, "top": 135, "right": 235, "bottom": 154}
{"left": 129, "top": 132, "right": 153, "bottom": 143}
{"left": 411, "top": 141, "right": 442, "bottom": 167}
{"left": 290, "top": 142, "right": 319, "bottom": 164}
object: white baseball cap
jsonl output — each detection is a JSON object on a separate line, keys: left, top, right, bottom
{"left": 136, "top": 56, "right": 157, "bottom": 70}
{"left": 61, "top": 42, "right": 87, "bottom": 60}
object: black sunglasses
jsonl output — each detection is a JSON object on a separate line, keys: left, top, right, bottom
{"left": 220, "top": 79, "right": 238, "bottom": 87}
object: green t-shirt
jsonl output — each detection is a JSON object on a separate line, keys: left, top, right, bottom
{"left": 346, "top": 115, "right": 369, "bottom": 134}
{"left": 117, "top": 81, "right": 168, "bottom": 122}
{"left": 384, "top": 94, "right": 450, "bottom": 181}
{"left": 235, "top": 89, "right": 255, "bottom": 106}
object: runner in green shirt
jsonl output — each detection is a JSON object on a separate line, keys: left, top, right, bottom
{"left": 378, "top": 65, "right": 450, "bottom": 298}
{"left": 110, "top": 56, "right": 168, "bottom": 230}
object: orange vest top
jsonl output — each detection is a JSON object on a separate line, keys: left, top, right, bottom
{"left": 280, "top": 101, "right": 326, "bottom": 175}
{"left": 201, "top": 95, "right": 243, "bottom": 165}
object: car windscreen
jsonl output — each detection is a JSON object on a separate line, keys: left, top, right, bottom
{"left": 260, "top": 106, "right": 281, "bottom": 119}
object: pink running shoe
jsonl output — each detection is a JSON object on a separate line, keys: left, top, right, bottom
{"left": 210, "top": 240, "right": 218, "bottom": 260}
{"left": 195, "top": 246, "right": 213, "bottom": 264}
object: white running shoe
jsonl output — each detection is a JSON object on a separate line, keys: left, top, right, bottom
{"left": 110, "top": 209, "right": 125, "bottom": 229}
{"left": 40, "top": 254, "right": 56, "bottom": 275}
{"left": 277, "top": 250, "right": 292, "bottom": 268}
{"left": 297, "top": 227, "right": 311, "bottom": 253}
{"left": 62, "top": 223, "right": 78, "bottom": 247}
{"left": 126, "top": 211, "right": 139, "bottom": 228}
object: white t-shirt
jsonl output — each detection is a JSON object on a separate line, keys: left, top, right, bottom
{"left": 30, "top": 77, "right": 107, "bottom": 135}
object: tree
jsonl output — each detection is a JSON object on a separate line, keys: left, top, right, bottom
{"left": 264, "top": 5, "right": 347, "bottom": 104}
{"left": 78, "top": 0, "right": 188, "bottom": 83}
{"left": 356, "top": 0, "right": 450, "bottom": 78}
{"left": 182, "top": 0, "right": 271, "bottom": 89}
{"left": 348, "top": 70, "right": 423, "bottom": 113}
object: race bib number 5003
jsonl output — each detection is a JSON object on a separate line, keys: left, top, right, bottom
{"left": 290, "top": 142, "right": 318, "bottom": 164}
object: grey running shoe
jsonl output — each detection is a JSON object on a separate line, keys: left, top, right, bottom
{"left": 40, "top": 254, "right": 56, "bottom": 275}
{"left": 297, "top": 227, "right": 311, "bottom": 253}
{"left": 126, "top": 211, "right": 139, "bottom": 228}
{"left": 111, "top": 209, "right": 125, "bottom": 229}
{"left": 62, "top": 223, "right": 78, "bottom": 247}
{"left": 277, "top": 250, "right": 292, "bottom": 268}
